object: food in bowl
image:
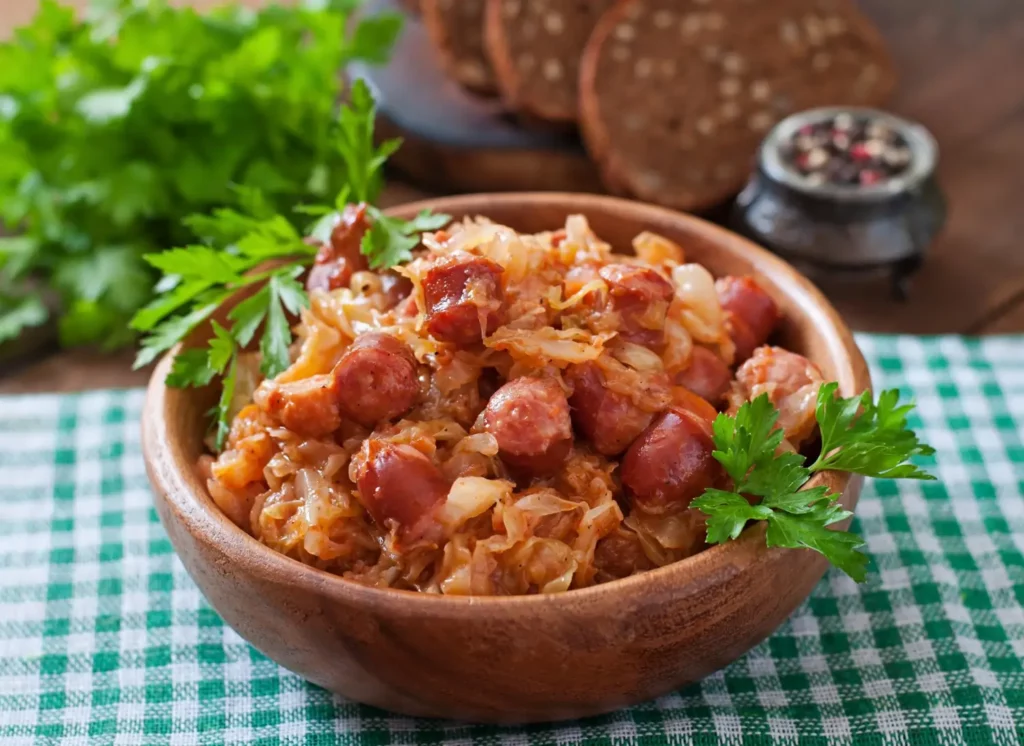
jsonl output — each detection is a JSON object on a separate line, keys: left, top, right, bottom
{"left": 195, "top": 207, "right": 857, "bottom": 595}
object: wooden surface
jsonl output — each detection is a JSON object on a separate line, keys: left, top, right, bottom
{"left": 142, "top": 193, "right": 868, "bottom": 722}
{"left": 1, "top": 0, "right": 1022, "bottom": 395}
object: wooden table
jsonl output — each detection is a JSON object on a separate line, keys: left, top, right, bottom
{"left": 2, "top": 0, "right": 1022, "bottom": 395}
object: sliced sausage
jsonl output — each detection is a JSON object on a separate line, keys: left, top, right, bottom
{"left": 305, "top": 203, "right": 371, "bottom": 292}
{"left": 256, "top": 374, "right": 341, "bottom": 437}
{"left": 598, "top": 263, "right": 675, "bottom": 348}
{"left": 715, "top": 276, "right": 781, "bottom": 364}
{"left": 482, "top": 377, "right": 573, "bottom": 475}
{"left": 675, "top": 346, "right": 732, "bottom": 406}
{"left": 566, "top": 362, "right": 657, "bottom": 456}
{"left": 380, "top": 272, "right": 413, "bottom": 309}
{"left": 332, "top": 332, "right": 420, "bottom": 428}
{"left": 353, "top": 440, "right": 449, "bottom": 544}
{"left": 729, "top": 346, "right": 824, "bottom": 446}
{"left": 306, "top": 258, "right": 355, "bottom": 293}
{"left": 621, "top": 407, "right": 721, "bottom": 514}
{"left": 423, "top": 252, "right": 507, "bottom": 345}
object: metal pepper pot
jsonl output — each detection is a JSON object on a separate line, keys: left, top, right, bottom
{"left": 730, "top": 107, "right": 946, "bottom": 301}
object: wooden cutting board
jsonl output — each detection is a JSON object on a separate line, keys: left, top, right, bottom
{"left": 351, "top": 0, "right": 604, "bottom": 194}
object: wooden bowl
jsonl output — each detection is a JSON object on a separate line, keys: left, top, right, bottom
{"left": 143, "top": 193, "right": 870, "bottom": 724}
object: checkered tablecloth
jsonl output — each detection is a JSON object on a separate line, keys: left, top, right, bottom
{"left": 1, "top": 335, "right": 1023, "bottom": 745}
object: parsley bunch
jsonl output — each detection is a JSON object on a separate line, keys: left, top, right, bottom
{"left": 691, "top": 384, "right": 935, "bottom": 581}
{"left": 132, "top": 80, "right": 446, "bottom": 449}
{"left": 0, "top": 0, "right": 401, "bottom": 350}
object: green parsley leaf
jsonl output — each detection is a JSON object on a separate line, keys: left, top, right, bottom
{"left": 361, "top": 206, "right": 452, "bottom": 270}
{"left": 208, "top": 322, "right": 236, "bottom": 375}
{"left": 260, "top": 274, "right": 301, "bottom": 378}
{"left": 810, "top": 383, "right": 936, "bottom": 480}
{"left": 0, "top": 293, "right": 48, "bottom": 345}
{"left": 693, "top": 388, "right": 933, "bottom": 581}
{"left": 165, "top": 348, "right": 216, "bottom": 388}
{"left": 0, "top": 0, "right": 402, "bottom": 350}
{"left": 214, "top": 353, "right": 238, "bottom": 452}
{"left": 690, "top": 490, "right": 772, "bottom": 544}
{"left": 765, "top": 513, "right": 869, "bottom": 583}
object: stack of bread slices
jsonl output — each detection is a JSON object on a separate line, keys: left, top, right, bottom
{"left": 419, "top": 0, "right": 895, "bottom": 212}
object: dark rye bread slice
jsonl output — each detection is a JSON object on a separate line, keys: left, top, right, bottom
{"left": 485, "top": 0, "right": 617, "bottom": 124}
{"left": 422, "top": 0, "right": 497, "bottom": 95}
{"left": 578, "top": 0, "right": 896, "bottom": 211}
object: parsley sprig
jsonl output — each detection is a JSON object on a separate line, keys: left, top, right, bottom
{"left": 0, "top": 0, "right": 404, "bottom": 351}
{"left": 691, "top": 385, "right": 935, "bottom": 582}
{"left": 131, "top": 80, "right": 447, "bottom": 449}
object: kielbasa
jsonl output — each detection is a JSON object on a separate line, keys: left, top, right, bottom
{"left": 332, "top": 332, "right": 420, "bottom": 428}
{"left": 729, "top": 346, "right": 824, "bottom": 446}
{"left": 621, "top": 407, "right": 721, "bottom": 513}
{"left": 482, "top": 377, "right": 573, "bottom": 475}
{"left": 353, "top": 440, "right": 449, "bottom": 544}
{"left": 423, "top": 252, "right": 507, "bottom": 345}
{"left": 598, "top": 263, "right": 675, "bottom": 348}
{"left": 675, "top": 346, "right": 732, "bottom": 406}
{"left": 566, "top": 362, "right": 659, "bottom": 456}
{"left": 305, "top": 203, "right": 371, "bottom": 292}
{"left": 256, "top": 374, "right": 341, "bottom": 437}
{"left": 715, "top": 276, "right": 781, "bottom": 364}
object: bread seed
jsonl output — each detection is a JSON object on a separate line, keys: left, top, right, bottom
{"left": 701, "top": 45, "right": 722, "bottom": 62}
{"left": 720, "top": 101, "right": 741, "bottom": 120}
{"left": 518, "top": 53, "right": 536, "bottom": 71}
{"left": 824, "top": 17, "right": 848, "bottom": 35}
{"left": 543, "top": 58, "right": 563, "bottom": 81}
{"left": 502, "top": 0, "right": 521, "bottom": 19}
{"left": 611, "top": 45, "right": 631, "bottom": 62}
{"left": 722, "top": 53, "right": 745, "bottom": 74}
{"left": 804, "top": 16, "right": 824, "bottom": 45}
{"left": 614, "top": 23, "right": 637, "bottom": 42}
{"left": 544, "top": 12, "right": 564, "bottom": 35}
{"left": 660, "top": 59, "right": 678, "bottom": 77}
{"left": 750, "top": 80, "right": 771, "bottom": 101}
{"left": 637, "top": 171, "right": 665, "bottom": 191}
{"left": 653, "top": 10, "right": 674, "bottom": 29}
{"left": 697, "top": 117, "right": 716, "bottom": 135}
{"left": 813, "top": 52, "right": 832, "bottom": 70}
{"left": 635, "top": 58, "right": 654, "bottom": 78}
{"left": 749, "top": 112, "right": 773, "bottom": 131}
{"left": 714, "top": 164, "right": 735, "bottom": 181}
{"left": 720, "top": 78, "right": 742, "bottom": 97}
{"left": 779, "top": 20, "right": 800, "bottom": 45}
{"left": 704, "top": 12, "right": 726, "bottom": 31}
{"left": 682, "top": 14, "right": 702, "bottom": 35}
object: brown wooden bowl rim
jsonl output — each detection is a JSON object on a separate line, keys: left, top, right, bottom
{"left": 143, "top": 192, "right": 870, "bottom": 616}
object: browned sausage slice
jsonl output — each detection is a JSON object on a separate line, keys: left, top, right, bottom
{"left": 423, "top": 252, "right": 507, "bottom": 345}
{"left": 482, "top": 377, "right": 573, "bottom": 475}
{"left": 675, "top": 346, "right": 733, "bottom": 406}
{"left": 716, "top": 276, "right": 781, "bottom": 364}
{"left": 566, "top": 362, "right": 658, "bottom": 456}
{"left": 353, "top": 440, "right": 449, "bottom": 544}
{"left": 332, "top": 333, "right": 420, "bottom": 428}
{"left": 305, "top": 203, "right": 371, "bottom": 292}
{"left": 598, "top": 263, "right": 675, "bottom": 348}
{"left": 257, "top": 374, "right": 341, "bottom": 438}
{"left": 621, "top": 407, "right": 721, "bottom": 514}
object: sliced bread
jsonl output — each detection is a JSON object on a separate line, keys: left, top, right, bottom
{"left": 485, "top": 0, "right": 616, "bottom": 123}
{"left": 578, "top": 0, "right": 896, "bottom": 211}
{"left": 422, "top": 0, "right": 497, "bottom": 95}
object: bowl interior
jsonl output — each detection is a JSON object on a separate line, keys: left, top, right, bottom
{"left": 154, "top": 192, "right": 869, "bottom": 594}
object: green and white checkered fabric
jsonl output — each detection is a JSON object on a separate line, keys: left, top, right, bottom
{"left": 1, "top": 335, "right": 1023, "bottom": 745}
